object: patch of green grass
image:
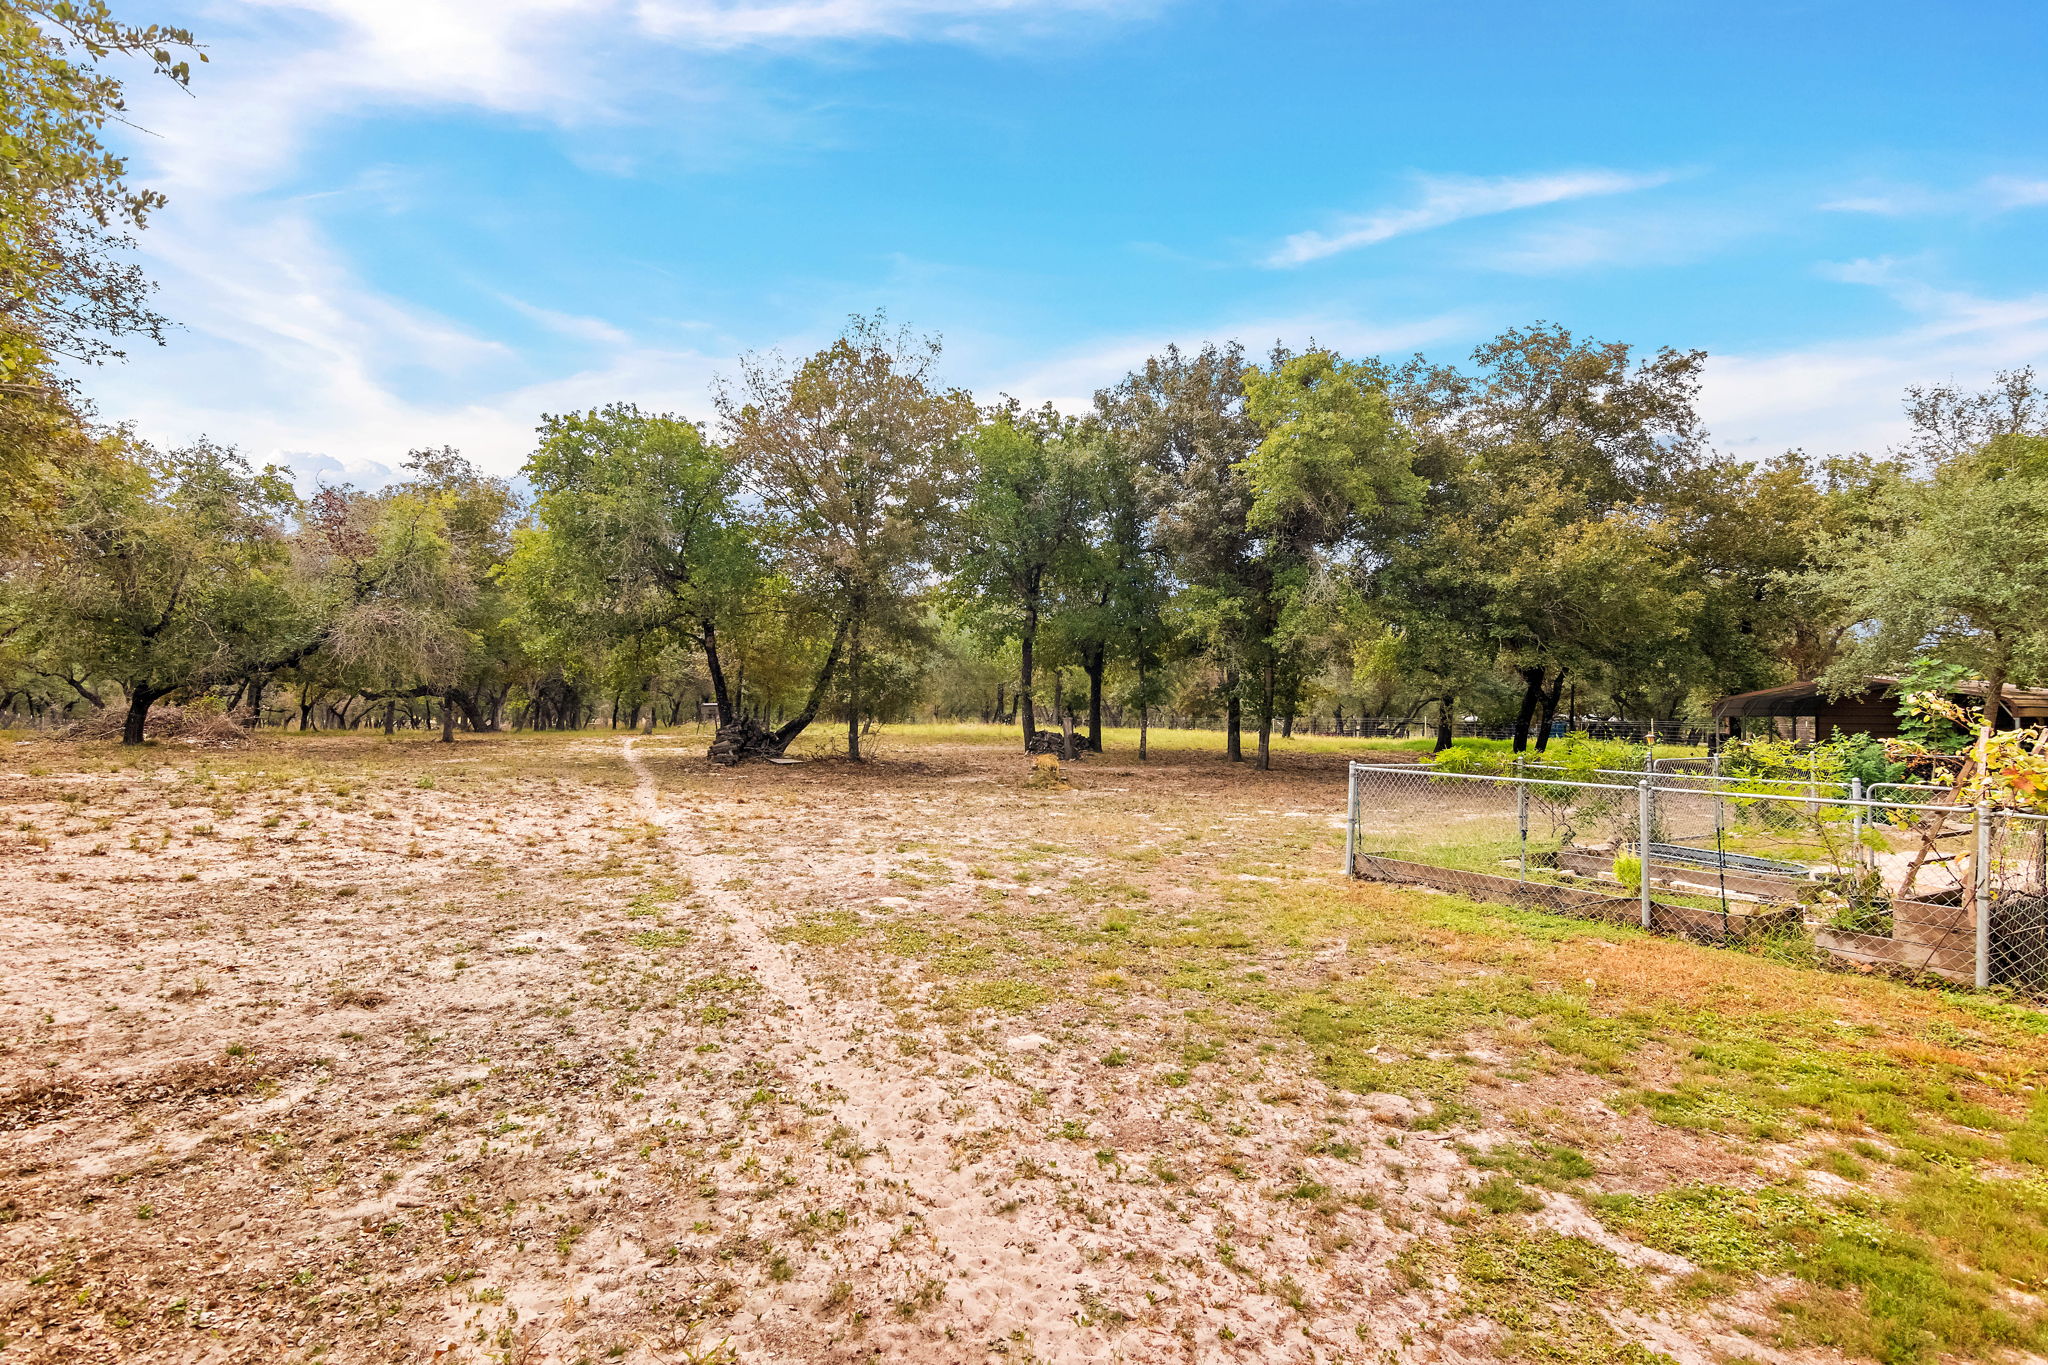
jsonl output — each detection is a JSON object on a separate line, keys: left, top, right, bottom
{"left": 1592, "top": 1182, "right": 2048, "bottom": 1364}
{"left": 1891, "top": 1167, "right": 2048, "bottom": 1290}
{"left": 1426, "top": 1226, "right": 1671, "bottom": 1364}
{"left": 774, "top": 910, "right": 866, "bottom": 947}
{"left": 941, "top": 979, "right": 1050, "bottom": 1012}
{"left": 1465, "top": 1141, "right": 1596, "bottom": 1190}
{"left": 1472, "top": 1175, "right": 1545, "bottom": 1215}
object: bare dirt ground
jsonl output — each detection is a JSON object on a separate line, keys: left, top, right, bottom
{"left": 1, "top": 728, "right": 2044, "bottom": 1365}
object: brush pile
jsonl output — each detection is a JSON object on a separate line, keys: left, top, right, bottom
{"left": 62, "top": 706, "right": 253, "bottom": 747}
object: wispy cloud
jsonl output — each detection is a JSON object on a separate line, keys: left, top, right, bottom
{"left": 96, "top": 0, "right": 1165, "bottom": 479}
{"left": 635, "top": 0, "right": 1157, "bottom": 47}
{"left": 1265, "top": 169, "right": 1674, "bottom": 268}
{"left": 1985, "top": 175, "right": 2048, "bottom": 209}
{"left": 987, "top": 309, "right": 1478, "bottom": 413}
{"left": 1468, "top": 203, "right": 1761, "bottom": 276}
{"left": 1821, "top": 173, "right": 2048, "bottom": 216}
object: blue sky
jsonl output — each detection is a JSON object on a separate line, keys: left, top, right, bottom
{"left": 99, "top": 0, "right": 2048, "bottom": 485}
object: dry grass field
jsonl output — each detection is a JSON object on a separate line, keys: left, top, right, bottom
{"left": 1, "top": 724, "right": 2045, "bottom": 1365}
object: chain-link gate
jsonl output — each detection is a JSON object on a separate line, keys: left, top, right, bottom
{"left": 1344, "top": 760, "right": 2046, "bottom": 1001}
{"left": 1986, "top": 810, "right": 2048, "bottom": 995}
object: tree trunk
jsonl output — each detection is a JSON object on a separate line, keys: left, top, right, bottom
{"left": 383, "top": 700, "right": 396, "bottom": 736}
{"left": 1434, "top": 694, "right": 1455, "bottom": 753}
{"left": 440, "top": 691, "right": 456, "bottom": 743}
{"left": 1224, "top": 668, "right": 1242, "bottom": 762}
{"left": 1980, "top": 660, "right": 2008, "bottom": 767}
{"left": 1085, "top": 647, "right": 1105, "bottom": 753}
{"left": 1256, "top": 658, "right": 1275, "bottom": 771}
{"left": 1511, "top": 665, "right": 1545, "bottom": 753}
{"left": 1137, "top": 656, "right": 1150, "bottom": 762}
{"left": 1019, "top": 604, "right": 1038, "bottom": 751}
{"left": 701, "top": 618, "right": 732, "bottom": 719}
{"left": 447, "top": 687, "right": 489, "bottom": 733}
{"left": 121, "top": 684, "right": 164, "bottom": 746}
{"left": 1053, "top": 672, "right": 1075, "bottom": 760}
{"left": 1533, "top": 669, "right": 1568, "bottom": 753}
{"left": 770, "top": 616, "right": 851, "bottom": 754}
{"left": 846, "top": 611, "right": 863, "bottom": 763}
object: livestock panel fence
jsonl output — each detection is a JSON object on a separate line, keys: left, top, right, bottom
{"left": 1343, "top": 760, "right": 2048, "bottom": 1001}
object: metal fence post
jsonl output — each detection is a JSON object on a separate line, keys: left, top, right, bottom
{"left": 1850, "top": 777, "right": 1864, "bottom": 866}
{"left": 1515, "top": 756, "right": 1529, "bottom": 883}
{"left": 1344, "top": 763, "right": 1360, "bottom": 877}
{"left": 1638, "top": 777, "right": 1654, "bottom": 930}
{"left": 1976, "top": 802, "right": 1992, "bottom": 990}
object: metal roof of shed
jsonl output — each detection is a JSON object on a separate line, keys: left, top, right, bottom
{"left": 1711, "top": 677, "right": 2048, "bottom": 721}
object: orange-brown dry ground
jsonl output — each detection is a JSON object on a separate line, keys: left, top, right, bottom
{"left": 1, "top": 728, "right": 2043, "bottom": 1365}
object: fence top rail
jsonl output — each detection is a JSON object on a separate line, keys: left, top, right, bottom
{"left": 1346, "top": 761, "right": 1975, "bottom": 814}
{"left": 1522, "top": 763, "right": 1856, "bottom": 790}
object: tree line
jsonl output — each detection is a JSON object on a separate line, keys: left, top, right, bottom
{"left": 6, "top": 6, "right": 2047, "bottom": 760}
{"left": 8, "top": 305, "right": 2047, "bottom": 761}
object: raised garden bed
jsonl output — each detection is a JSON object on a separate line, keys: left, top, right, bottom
{"left": 1553, "top": 847, "right": 1813, "bottom": 902}
{"left": 1816, "top": 893, "right": 2048, "bottom": 988}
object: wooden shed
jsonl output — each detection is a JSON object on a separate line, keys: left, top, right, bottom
{"left": 1712, "top": 677, "right": 2048, "bottom": 742}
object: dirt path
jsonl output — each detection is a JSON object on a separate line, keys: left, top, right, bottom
{"left": 621, "top": 735, "right": 1407, "bottom": 1363}
{"left": 625, "top": 736, "right": 1094, "bottom": 1353}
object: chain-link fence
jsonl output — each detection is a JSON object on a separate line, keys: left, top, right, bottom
{"left": 1343, "top": 760, "right": 2048, "bottom": 1000}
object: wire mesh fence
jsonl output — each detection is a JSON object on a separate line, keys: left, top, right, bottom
{"left": 1343, "top": 760, "right": 2048, "bottom": 1001}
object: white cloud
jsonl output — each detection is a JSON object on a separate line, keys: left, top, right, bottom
{"left": 1701, "top": 269, "right": 2048, "bottom": 457}
{"left": 1818, "top": 191, "right": 1932, "bottom": 217}
{"left": 91, "top": 0, "right": 1157, "bottom": 480}
{"left": 1470, "top": 205, "right": 1759, "bottom": 276}
{"left": 498, "top": 296, "right": 640, "bottom": 349}
{"left": 1265, "top": 169, "right": 1674, "bottom": 268}
{"left": 131, "top": 0, "right": 1154, "bottom": 195}
{"left": 1985, "top": 175, "right": 2048, "bottom": 209}
{"left": 983, "top": 310, "right": 1478, "bottom": 413}
{"left": 1821, "top": 173, "right": 2048, "bottom": 217}
{"left": 634, "top": 0, "right": 1154, "bottom": 46}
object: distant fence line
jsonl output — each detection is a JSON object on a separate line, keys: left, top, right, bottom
{"left": 1307, "top": 717, "right": 1716, "bottom": 745}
